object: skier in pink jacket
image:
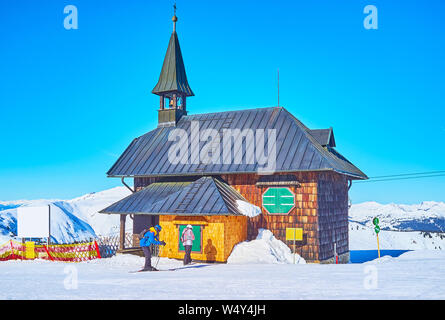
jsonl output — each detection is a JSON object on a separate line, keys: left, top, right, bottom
{"left": 181, "top": 225, "right": 195, "bottom": 265}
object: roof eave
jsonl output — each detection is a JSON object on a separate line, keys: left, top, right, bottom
{"left": 107, "top": 168, "right": 368, "bottom": 180}
{"left": 99, "top": 210, "right": 243, "bottom": 216}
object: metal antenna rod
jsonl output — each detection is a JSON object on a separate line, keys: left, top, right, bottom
{"left": 277, "top": 68, "right": 280, "bottom": 107}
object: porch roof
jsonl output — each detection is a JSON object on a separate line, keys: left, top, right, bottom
{"left": 100, "top": 176, "right": 247, "bottom": 216}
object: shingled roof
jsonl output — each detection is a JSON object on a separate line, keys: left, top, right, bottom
{"left": 309, "top": 128, "right": 336, "bottom": 147}
{"left": 100, "top": 176, "right": 246, "bottom": 216}
{"left": 107, "top": 107, "right": 367, "bottom": 179}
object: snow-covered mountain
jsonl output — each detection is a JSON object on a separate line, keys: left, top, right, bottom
{"left": 0, "top": 187, "right": 131, "bottom": 244}
{"left": 349, "top": 201, "right": 445, "bottom": 232}
{"left": 349, "top": 201, "right": 445, "bottom": 250}
{"left": 1, "top": 187, "right": 444, "bottom": 250}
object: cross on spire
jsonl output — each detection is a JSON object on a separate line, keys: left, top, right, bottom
{"left": 172, "top": 2, "right": 178, "bottom": 32}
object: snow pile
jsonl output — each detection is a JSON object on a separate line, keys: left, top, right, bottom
{"left": 227, "top": 229, "right": 306, "bottom": 264}
{"left": 236, "top": 200, "right": 261, "bottom": 218}
{"left": 365, "top": 255, "right": 397, "bottom": 264}
{"left": 365, "top": 250, "right": 445, "bottom": 265}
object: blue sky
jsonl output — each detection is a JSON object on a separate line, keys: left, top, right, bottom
{"left": 1, "top": 0, "right": 444, "bottom": 203}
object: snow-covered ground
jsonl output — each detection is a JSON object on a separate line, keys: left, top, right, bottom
{"left": 1, "top": 250, "right": 444, "bottom": 299}
{"left": 1, "top": 189, "right": 445, "bottom": 299}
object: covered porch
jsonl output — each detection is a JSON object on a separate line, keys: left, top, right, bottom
{"left": 100, "top": 176, "right": 251, "bottom": 262}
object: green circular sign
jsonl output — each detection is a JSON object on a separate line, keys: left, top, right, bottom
{"left": 373, "top": 217, "right": 379, "bottom": 226}
{"left": 262, "top": 187, "right": 295, "bottom": 215}
{"left": 374, "top": 226, "right": 380, "bottom": 234}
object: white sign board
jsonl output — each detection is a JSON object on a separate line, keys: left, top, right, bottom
{"left": 17, "top": 206, "right": 50, "bottom": 238}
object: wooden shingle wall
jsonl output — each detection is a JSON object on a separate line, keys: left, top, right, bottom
{"left": 223, "top": 215, "right": 248, "bottom": 260}
{"left": 221, "top": 173, "right": 319, "bottom": 262}
{"left": 134, "top": 172, "right": 350, "bottom": 263}
{"left": 317, "top": 172, "right": 349, "bottom": 262}
{"left": 158, "top": 215, "right": 247, "bottom": 262}
{"left": 221, "top": 172, "right": 349, "bottom": 263}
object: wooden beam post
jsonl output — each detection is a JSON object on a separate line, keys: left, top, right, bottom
{"left": 119, "top": 214, "right": 126, "bottom": 250}
{"left": 172, "top": 94, "right": 177, "bottom": 108}
{"left": 160, "top": 95, "right": 165, "bottom": 110}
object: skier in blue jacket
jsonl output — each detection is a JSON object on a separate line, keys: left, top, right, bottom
{"left": 140, "top": 225, "right": 166, "bottom": 271}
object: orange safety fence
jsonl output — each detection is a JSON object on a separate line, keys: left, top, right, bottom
{"left": 0, "top": 240, "right": 101, "bottom": 262}
{"left": 0, "top": 240, "right": 24, "bottom": 261}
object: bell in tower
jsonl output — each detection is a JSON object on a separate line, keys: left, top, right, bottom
{"left": 152, "top": 4, "right": 194, "bottom": 127}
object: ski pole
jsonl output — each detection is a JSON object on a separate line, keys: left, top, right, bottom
{"left": 154, "top": 245, "right": 163, "bottom": 269}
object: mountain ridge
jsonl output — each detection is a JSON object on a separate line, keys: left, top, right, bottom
{"left": 1, "top": 187, "right": 444, "bottom": 249}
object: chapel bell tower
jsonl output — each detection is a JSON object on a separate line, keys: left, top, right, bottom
{"left": 152, "top": 4, "right": 194, "bottom": 127}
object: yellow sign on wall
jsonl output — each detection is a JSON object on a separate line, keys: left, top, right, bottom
{"left": 286, "top": 228, "right": 303, "bottom": 241}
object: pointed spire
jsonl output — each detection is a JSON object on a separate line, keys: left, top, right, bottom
{"left": 152, "top": 3, "right": 194, "bottom": 98}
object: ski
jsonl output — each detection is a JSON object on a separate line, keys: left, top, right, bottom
{"left": 129, "top": 268, "right": 160, "bottom": 273}
{"left": 164, "top": 263, "right": 208, "bottom": 271}
{"left": 130, "top": 263, "right": 207, "bottom": 273}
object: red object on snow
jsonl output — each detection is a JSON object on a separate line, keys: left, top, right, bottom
{"left": 94, "top": 240, "right": 101, "bottom": 259}
{"left": 44, "top": 245, "right": 54, "bottom": 261}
